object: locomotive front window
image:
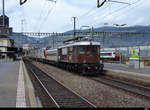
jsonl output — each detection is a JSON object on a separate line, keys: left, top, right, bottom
{"left": 87, "top": 46, "right": 99, "bottom": 56}
{"left": 92, "top": 46, "right": 98, "bottom": 53}
{"left": 87, "top": 48, "right": 92, "bottom": 55}
{"left": 79, "top": 47, "right": 85, "bottom": 54}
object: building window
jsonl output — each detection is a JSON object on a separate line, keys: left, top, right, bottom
{"left": 0, "top": 41, "right": 2, "bottom": 46}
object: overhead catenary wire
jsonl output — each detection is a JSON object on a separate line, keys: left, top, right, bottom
{"left": 76, "top": 0, "right": 131, "bottom": 29}
{"left": 72, "top": 3, "right": 112, "bottom": 32}
{"left": 36, "top": 0, "right": 47, "bottom": 32}
{"left": 38, "top": 0, "right": 57, "bottom": 32}
{"left": 110, "top": 0, "right": 144, "bottom": 23}
{"left": 57, "top": 0, "right": 137, "bottom": 32}
{"left": 89, "top": 0, "right": 144, "bottom": 27}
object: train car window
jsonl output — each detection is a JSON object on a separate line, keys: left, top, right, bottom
{"left": 101, "top": 53, "right": 110, "bottom": 56}
{"left": 79, "top": 47, "right": 85, "bottom": 54}
{"left": 62, "top": 48, "right": 67, "bottom": 55}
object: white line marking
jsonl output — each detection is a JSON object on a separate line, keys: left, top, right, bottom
{"left": 16, "top": 61, "right": 26, "bottom": 107}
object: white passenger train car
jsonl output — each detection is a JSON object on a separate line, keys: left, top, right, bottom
{"left": 46, "top": 49, "right": 58, "bottom": 62}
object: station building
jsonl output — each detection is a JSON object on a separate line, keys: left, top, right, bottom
{"left": 0, "top": 14, "right": 14, "bottom": 58}
{"left": 22, "top": 44, "right": 34, "bottom": 56}
{"left": 0, "top": 35, "right": 15, "bottom": 58}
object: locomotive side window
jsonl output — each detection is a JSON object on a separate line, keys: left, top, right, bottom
{"left": 73, "top": 47, "right": 76, "bottom": 55}
{"left": 79, "top": 47, "right": 85, "bottom": 54}
{"left": 62, "top": 48, "right": 67, "bottom": 55}
{"left": 87, "top": 46, "right": 99, "bottom": 56}
{"left": 68, "top": 47, "right": 73, "bottom": 55}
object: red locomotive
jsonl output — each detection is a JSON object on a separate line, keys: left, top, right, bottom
{"left": 30, "top": 37, "right": 104, "bottom": 75}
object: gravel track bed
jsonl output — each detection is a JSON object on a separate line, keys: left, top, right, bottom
{"left": 31, "top": 61, "right": 150, "bottom": 107}
{"left": 24, "top": 60, "right": 57, "bottom": 107}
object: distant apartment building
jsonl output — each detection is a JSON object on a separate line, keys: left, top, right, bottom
{"left": 23, "top": 44, "right": 33, "bottom": 51}
{"left": 23, "top": 44, "right": 33, "bottom": 56}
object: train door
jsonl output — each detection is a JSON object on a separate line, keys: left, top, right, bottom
{"left": 72, "top": 46, "right": 78, "bottom": 63}
{"left": 78, "top": 46, "right": 86, "bottom": 63}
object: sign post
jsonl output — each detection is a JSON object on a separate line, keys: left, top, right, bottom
{"left": 129, "top": 48, "right": 141, "bottom": 69}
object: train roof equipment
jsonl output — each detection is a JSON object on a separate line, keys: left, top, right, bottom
{"left": 60, "top": 37, "right": 100, "bottom": 49}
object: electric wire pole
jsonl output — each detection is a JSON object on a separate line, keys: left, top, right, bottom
{"left": 21, "top": 19, "right": 25, "bottom": 47}
{"left": 72, "top": 17, "right": 77, "bottom": 38}
{"left": 2, "top": 0, "right": 5, "bottom": 27}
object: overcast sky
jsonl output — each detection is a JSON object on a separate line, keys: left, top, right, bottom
{"left": 0, "top": 0, "right": 150, "bottom": 33}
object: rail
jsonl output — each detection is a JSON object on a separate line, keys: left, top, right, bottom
{"left": 91, "top": 76, "right": 150, "bottom": 99}
{"left": 24, "top": 59, "right": 96, "bottom": 108}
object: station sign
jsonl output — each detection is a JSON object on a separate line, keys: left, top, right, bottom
{"left": 129, "top": 48, "right": 139, "bottom": 59}
{"left": 0, "top": 27, "right": 12, "bottom": 36}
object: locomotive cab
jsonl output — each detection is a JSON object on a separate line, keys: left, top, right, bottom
{"left": 78, "top": 45, "right": 100, "bottom": 64}
{"left": 58, "top": 37, "right": 104, "bottom": 75}
{"left": 76, "top": 44, "right": 103, "bottom": 75}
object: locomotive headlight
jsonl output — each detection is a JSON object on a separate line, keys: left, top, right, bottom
{"left": 88, "top": 67, "right": 91, "bottom": 69}
{"left": 83, "top": 60, "right": 86, "bottom": 63}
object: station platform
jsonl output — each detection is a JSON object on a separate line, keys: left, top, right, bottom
{"left": 0, "top": 59, "right": 39, "bottom": 107}
{"left": 104, "top": 63, "right": 150, "bottom": 75}
{"left": 104, "top": 63, "right": 150, "bottom": 84}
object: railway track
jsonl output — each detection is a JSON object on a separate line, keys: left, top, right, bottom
{"left": 91, "top": 76, "right": 150, "bottom": 99}
{"left": 24, "top": 59, "right": 96, "bottom": 108}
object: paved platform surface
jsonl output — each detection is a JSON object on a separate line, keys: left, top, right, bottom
{"left": 0, "top": 61, "right": 20, "bottom": 107}
{"left": 104, "top": 63, "right": 150, "bottom": 75}
{"left": 0, "top": 59, "right": 40, "bottom": 108}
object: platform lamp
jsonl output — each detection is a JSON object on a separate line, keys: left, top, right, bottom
{"left": 113, "top": 24, "right": 127, "bottom": 64}
{"left": 80, "top": 25, "right": 90, "bottom": 37}
{"left": 113, "top": 23, "right": 127, "bottom": 39}
{"left": 80, "top": 25, "right": 94, "bottom": 40}
{"left": 102, "top": 23, "right": 109, "bottom": 49}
